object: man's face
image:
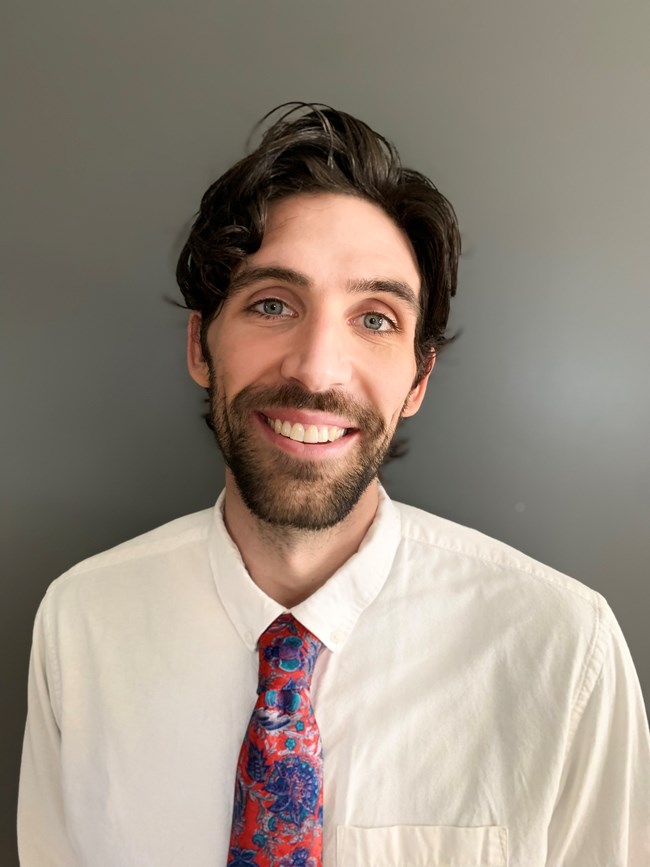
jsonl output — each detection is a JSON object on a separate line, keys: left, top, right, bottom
{"left": 188, "top": 192, "right": 431, "bottom": 529}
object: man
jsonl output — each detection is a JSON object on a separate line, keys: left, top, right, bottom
{"left": 18, "top": 104, "right": 649, "bottom": 866}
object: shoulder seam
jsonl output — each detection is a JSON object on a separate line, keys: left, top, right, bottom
{"left": 399, "top": 525, "right": 596, "bottom": 606}
{"left": 56, "top": 526, "right": 210, "bottom": 586}
{"left": 42, "top": 589, "right": 63, "bottom": 729}
{"left": 562, "top": 593, "right": 610, "bottom": 757}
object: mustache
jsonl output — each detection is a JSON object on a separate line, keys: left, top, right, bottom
{"left": 229, "top": 383, "right": 386, "bottom": 434}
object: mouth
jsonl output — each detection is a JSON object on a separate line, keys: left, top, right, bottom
{"left": 262, "top": 414, "right": 354, "bottom": 444}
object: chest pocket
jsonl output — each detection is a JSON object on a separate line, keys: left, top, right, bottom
{"left": 337, "top": 825, "right": 508, "bottom": 866}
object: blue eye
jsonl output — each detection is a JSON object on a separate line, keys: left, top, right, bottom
{"left": 262, "top": 299, "right": 285, "bottom": 316}
{"left": 249, "top": 298, "right": 293, "bottom": 318}
{"left": 363, "top": 312, "right": 389, "bottom": 331}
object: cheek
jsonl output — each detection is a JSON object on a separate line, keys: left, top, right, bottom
{"left": 211, "top": 338, "right": 278, "bottom": 395}
{"left": 368, "top": 376, "right": 416, "bottom": 427}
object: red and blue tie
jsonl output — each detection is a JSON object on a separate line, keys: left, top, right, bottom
{"left": 227, "top": 614, "right": 324, "bottom": 867}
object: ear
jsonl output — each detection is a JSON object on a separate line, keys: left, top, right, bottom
{"left": 187, "top": 312, "right": 210, "bottom": 387}
{"left": 402, "top": 353, "right": 435, "bottom": 418}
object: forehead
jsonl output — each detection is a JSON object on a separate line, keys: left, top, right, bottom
{"left": 249, "top": 192, "right": 421, "bottom": 297}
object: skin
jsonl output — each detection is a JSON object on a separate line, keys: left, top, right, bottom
{"left": 187, "top": 192, "right": 433, "bottom": 607}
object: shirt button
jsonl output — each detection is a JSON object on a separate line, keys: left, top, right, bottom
{"left": 330, "top": 629, "right": 344, "bottom": 645}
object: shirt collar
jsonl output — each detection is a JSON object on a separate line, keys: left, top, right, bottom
{"left": 208, "top": 485, "right": 401, "bottom": 653}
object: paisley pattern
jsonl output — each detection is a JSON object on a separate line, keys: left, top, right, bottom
{"left": 228, "top": 614, "right": 324, "bottom": 867}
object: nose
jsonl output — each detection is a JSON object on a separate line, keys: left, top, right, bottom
{"left": 279, "top": 314, "right": 352, "bottom": 393}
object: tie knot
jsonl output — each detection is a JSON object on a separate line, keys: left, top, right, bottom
{"left": 257, "top": 613, "right": 322, "bottom": 695}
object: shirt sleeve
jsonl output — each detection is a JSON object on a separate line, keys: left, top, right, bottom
{"left": 17, "top": 593, "right": 82, "bottom": 867}
{"left": 546, "top": 600, "right": 650, "bottom": 866}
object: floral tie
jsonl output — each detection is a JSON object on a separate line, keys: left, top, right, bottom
{"left": 227, "top": 613, "right": 324, "bottom": 867}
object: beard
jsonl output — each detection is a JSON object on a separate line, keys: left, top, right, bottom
{"left": 207, "top": 371, "right": 401, "bottom": 531}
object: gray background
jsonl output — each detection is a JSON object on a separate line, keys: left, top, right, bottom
{"left": 3, "top": 0, "right": 649, "bottom": 862}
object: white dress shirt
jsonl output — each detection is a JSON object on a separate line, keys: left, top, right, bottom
{"left": 18, "top": 487, "right": 650, "bottom": 866}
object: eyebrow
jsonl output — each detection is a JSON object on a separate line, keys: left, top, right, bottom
{"left": 229, "top": 266, "right": 420, "bottom": 316}
{"left": 229, "top": 266, "right": 309, "bottom": 294}
{"left": 346, "top": 277, "right": 419, "bottom": 316}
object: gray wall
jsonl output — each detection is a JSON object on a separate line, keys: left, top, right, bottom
{"left": 3, "top": 1, "right": 649, "bottom": 862}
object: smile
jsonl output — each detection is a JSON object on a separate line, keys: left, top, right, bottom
{"left": 263, "top": 415, "right": 348, "bottom": 444}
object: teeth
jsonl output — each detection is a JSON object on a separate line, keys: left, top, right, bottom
{"left": 304, "top": 425, "right": 319, "bottom": 444}
{"left": 265, "top": 416, "right": 347, "bottom": 443}
{"left": 289, "top": 423, "right": 305, "bottom": 442}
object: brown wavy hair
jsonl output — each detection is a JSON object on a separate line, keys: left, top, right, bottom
{"left": 176, "top": 101, "right": 461, "bottom": 384}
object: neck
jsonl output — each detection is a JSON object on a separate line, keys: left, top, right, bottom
{"left": 222, "top": 471, "right": 380, "bottom": 608}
